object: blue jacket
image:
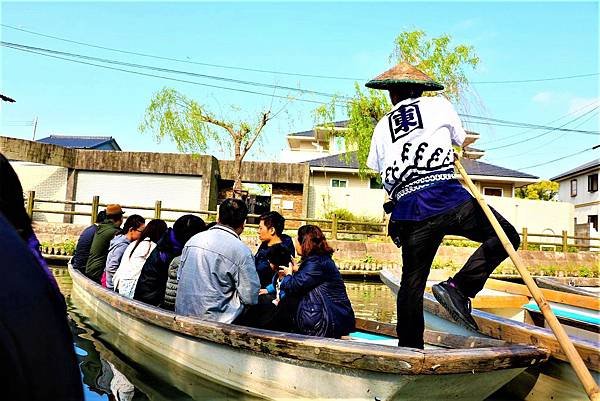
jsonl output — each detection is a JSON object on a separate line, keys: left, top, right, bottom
{"left": 71, "top": 224, "right": 97, "bottom": 271}
{"left": 254, "top": 234, "right": 295, "bottom": 287}
{"left": 280, "top": 254, "right": 355, "bottom": 338}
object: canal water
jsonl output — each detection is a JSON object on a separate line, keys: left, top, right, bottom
{"left": 53, "top": 267, "right": 397, "bottom": 400}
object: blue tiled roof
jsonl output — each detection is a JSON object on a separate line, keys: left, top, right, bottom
{"left": 308, "top": 151, "right": 538, "bottom": 179}
{"left": 36, "top": 135, "right": 121, "bottom": 150}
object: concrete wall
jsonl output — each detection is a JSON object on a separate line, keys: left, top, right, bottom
{"left": 308, "top": 171, "right": 386, "bottom": 219}
{"left": 484, "top": 195, "right": 575, "bottom": 239}
{"left": 11, "top": 161, "right": 68, "bottom": 223}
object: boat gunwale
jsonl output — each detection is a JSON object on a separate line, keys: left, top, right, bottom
{"left": 380, "top": 269, "right": 600, "bottom": 372}
{"left": 535, "top": 276, "right": 600, "bottom": 298}
{"left": 69, "top": 266, "right": 549, "bottom": 375}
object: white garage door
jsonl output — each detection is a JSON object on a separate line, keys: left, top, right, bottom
{"left": 73, "top": 171, "right": 203, "bottom": 224}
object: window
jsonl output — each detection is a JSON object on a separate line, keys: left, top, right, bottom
{"left": 588, "top": 174, "right": 598, "bottom": 192}
{"left": 483, "top": 187, "right": 503, "bottom": 197}
{"left": 589, "top": 215, "right": 599, "bottom": 231}
{"left": 369, "top": 177, "right": 383, "bottom": 189}
{"left": 331, "top": 179, "right": 347, "bottom": 188}
{"left": 570, "top": 179, "right": 577, "bottom": 197}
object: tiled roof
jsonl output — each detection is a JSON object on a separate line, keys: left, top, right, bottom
{"left": 289, "top": 121, "right": 349, "bottom": 138}
{"left": 550, "top": 159, "right": 600, "bottom": 181}
{"left": 36, "top": 135, "right": 121, "bottom": 150}
{"left": 308, "top": 151, "right": 538, "bottom": 179}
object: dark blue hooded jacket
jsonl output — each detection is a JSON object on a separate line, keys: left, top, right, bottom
{"left": 280, "top": 254, "right": 355, "bottom": 338}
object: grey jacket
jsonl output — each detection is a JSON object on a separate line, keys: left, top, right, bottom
{"left": 162, "top": 256, "right": 180, "bottom": 311}
{"left": 104, "top": 234, "right": 130, "bottom": 290}
{"left": 175, "top": 224, "right": 259, "bottom": 323}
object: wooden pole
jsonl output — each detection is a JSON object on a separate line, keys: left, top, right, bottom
{"left": 455, "top": 158, "right": 600, "bottom": 401}
{"left": 26, "top": 190, "right": 35, "bottom": 218}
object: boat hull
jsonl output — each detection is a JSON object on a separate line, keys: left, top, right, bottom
{"left": 70, "top": 270, "right": 531, "bottom": 401}
{"left": 381, "top": 269, "right": 600, "bottom": 401}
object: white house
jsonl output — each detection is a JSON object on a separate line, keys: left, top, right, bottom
{"left": 551, "top": 159, "right": 599, "bottom": 232}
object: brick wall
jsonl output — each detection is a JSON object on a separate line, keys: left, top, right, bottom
{"left": 272, "top": 183, "right": 304, "bottom": 228}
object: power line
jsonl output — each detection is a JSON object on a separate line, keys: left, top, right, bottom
{"left": 478, "top": 100, "right": 600, "bottom": 145}
{"left": 471, "top": 73, "right": 600, "bottom": 84}
{"left": 461, "top": 112, "right": 599, "bottom": 135}
{"left": 1, "top": 41, "right": 350, "bottom": 100}
{"left": 0, "top": 24, "right": 363, "bottom": 81}
{"left": 484, "top": 106, "right": 600, "bottom": 151}
{"left": 2, "top": 45, "right": 335, "bottom": 106}
{"left": 517, "top": 145, "right": 599, "bottom": 170}
{"left": 2, "top": 23, "right": 599, "bottom": 85}
{"left": 2, "top": 39, "right": 599, "bottom": 136}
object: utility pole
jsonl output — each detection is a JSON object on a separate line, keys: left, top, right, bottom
{"left": 32, "top": 117, "right": 38, "bottom": 140}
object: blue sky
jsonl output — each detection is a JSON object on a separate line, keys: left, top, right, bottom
{"left": 1, "top": 1, "right": 598, "bottom": 180}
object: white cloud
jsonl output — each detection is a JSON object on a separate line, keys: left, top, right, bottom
{"left": 568, "top": 96, "right": 600, "bottom": 114}
{"left": 532, "top": 91, "right": 554, "bottom": 103}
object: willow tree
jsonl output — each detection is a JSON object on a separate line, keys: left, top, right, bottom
{"left": 316, "top": 30, "right": 480, "bottom": 176}
{"left": 139, "top": 87, "right": 272, "bottom": 196}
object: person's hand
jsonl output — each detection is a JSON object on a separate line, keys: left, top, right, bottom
{"left": 291, "top": 258, "right": 299, "bottom": 273}
{"left": 259, "top": 288, "right": 268, "bottom": 295}
{"left": 282, "top": 262, "right": 294, "bottom": 276}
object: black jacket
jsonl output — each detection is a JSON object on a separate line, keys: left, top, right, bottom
{"left": 133, "top": 229, "right": 182, "bottom": 306}
{"left": 254, "top": 234, "right": 295, "bottom": 287}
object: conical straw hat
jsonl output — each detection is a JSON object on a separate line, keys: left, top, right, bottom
{"left": 365, "top": 62, "right": 444, "bottom": 91}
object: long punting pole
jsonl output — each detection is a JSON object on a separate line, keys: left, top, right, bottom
{"left": 454, "top": 157, "right": 600, "bottom": 401}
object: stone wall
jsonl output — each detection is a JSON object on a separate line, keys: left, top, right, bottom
{"left": 328, "top": 240, "right": 600, "bottom": 273}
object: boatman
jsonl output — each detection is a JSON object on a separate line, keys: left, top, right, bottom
{"left": 365, "top": 62, "right": 521, "bottom": 349}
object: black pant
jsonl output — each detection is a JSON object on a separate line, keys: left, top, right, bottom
{"left": 388, "top": 199, "right": 520, "bottom": 349}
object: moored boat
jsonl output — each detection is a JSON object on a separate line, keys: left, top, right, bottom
{"left": 381, "top": 268, "right": 600, "bottom": 401}
{"left": 535, "top": 277, "right": 600, "bottom": 297}
{"left": 69, "top": 266, "right": 549, "bottom": 401}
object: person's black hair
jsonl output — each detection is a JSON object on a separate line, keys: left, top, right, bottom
{"left": 173, "top": 214, "right": 206, "bottom": 245}
{"left": 266, "top": 243, "right": 292, "bottom": 267}
{"left": 206, "top": 222, "right": 217, "bottom": 229}
{"left": 95, "top": 210, "right": 107, "bottom": 224}
{"left": 218, "top": 198, "right": 248, "bottom": 229}
{"left": 129, "top": 219, "right": 168, "bottom": 258}
{"left": 0, "top": 153, "right": 33, "bottom": 241}
{"left": 259, "top": 211, "right": 285, "bottom": 236}
{"left": 121, "top": 214, "right": 145, "bottom": 235}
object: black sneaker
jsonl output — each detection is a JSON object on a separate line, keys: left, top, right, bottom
{"left": 432, "top": 280, "right": 479, "bottom": 332}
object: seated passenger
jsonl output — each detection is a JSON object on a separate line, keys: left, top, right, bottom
{"left": 255, "top": 211, "right": 295, "bottom": 288}
{"left": 113, "top": 219, "right": 167, "bottom": 298}
{"left": 134, "top": 214, "right": 206, "bottom": 307}
{"left": 103, "top": 214, "right": 145, "bottom": 290}
{"left": 163, "top": 221, "right": 216, "bottom": 311}
{"left": 71, "top": 210, "right": 106, "bottom": 272}
{"left": 280, "top": 225, "right": 355, "bottom": 338}
{"left": 261, "top": 243, "right": 293, "bottom": 306}
{"left": 175, "top": 199, "right": 259, "bottom": 323}
{"left": 85, "top": 204, "right": 125, "bottom": 283}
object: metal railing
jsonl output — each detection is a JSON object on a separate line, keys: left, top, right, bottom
{"left": 25, "top": 191, "right": 600, "bottom": 252}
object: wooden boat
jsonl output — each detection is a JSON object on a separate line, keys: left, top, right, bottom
{"left": 381, "top": 269, "right": 600, "bottom": 401}
{"left": 69, "top": 266, "right": 549, "bottom": 401}
{"left": 535, "top": 277, "right": 600, "bottom": 297}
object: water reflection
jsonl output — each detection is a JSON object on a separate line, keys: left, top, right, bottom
{"left": 53, "top": 268, "right": 397, "bottom": 400}
{"left": 345, "top": 279, "right": 397, "bottom": 324}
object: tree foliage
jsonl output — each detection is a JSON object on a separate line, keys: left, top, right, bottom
{"left": 515, "top": 180, "right": 559, "bottom": 201}
{"left": 315, "top": 30, "right": 479, "bottom": 176}
{"left": 139, "top": 87, "right": 272, "bottom": 195}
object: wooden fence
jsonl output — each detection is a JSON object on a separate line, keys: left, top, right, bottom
{"left": 26, "top": 191, "right": 600, "bottom": 252}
